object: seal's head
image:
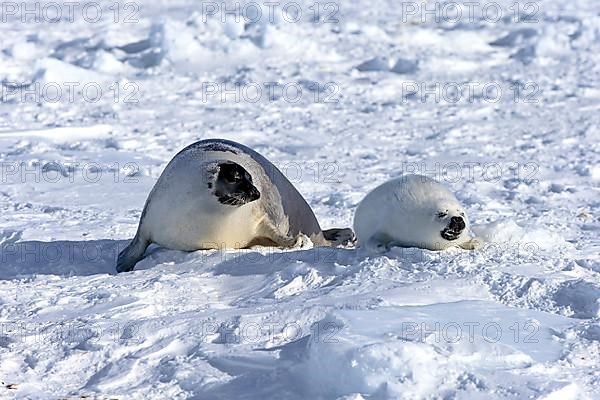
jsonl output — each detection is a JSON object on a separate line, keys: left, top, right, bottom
{"left": 436, "top": 207, "right": 468, "bottom": 243}
{"left": 387, "top": 175, "right": 473, "bottom": 250}
{"left": 404, "top": 198, "right": 471, "bottom": 250}
{"left": 213, "top": 161, "right": 260, "bottom": 206}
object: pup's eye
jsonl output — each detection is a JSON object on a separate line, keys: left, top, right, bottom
{"left": 437, "top": 212, "right": 447, "bottom": 218}
{"left": 460, "top": 212, "right": 465, "bottom": 217}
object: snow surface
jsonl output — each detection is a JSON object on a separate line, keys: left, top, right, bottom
{"left": 1, "top": 0, "right": 599, "bottom": 398}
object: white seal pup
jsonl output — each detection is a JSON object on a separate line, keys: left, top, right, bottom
{"left": 117, "top": 139, "right": 354, "bottom": 272}
{"left": 353, "top": 174, "right": 482, "bottom": 252}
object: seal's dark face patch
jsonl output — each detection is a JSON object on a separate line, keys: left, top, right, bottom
{"left": 440, "top": 215, "right": 466, "bottom": 241}
{"left": 213, "top": 162, "right": 260, "bottom": 206}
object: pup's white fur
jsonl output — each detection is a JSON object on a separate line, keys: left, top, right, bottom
{"left": 354, "top": 175, "right": 482, "bottom": 252}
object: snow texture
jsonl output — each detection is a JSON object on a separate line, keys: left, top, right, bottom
{"left": 0, "top": 0, "right": 599, "bottom": 399}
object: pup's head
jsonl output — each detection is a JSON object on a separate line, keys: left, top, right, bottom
{"left": 433, "top": 203, "right": 470, "bottom": 246}
{"left": 405, "top": 200, "right": 471, "bottom": 250}
{"left": 393, "top": 175, "right": 472, "bottom": 250}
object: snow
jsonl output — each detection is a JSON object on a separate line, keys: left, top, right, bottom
{"left": 1, "top": 0, "right": 599, "bottom": 398}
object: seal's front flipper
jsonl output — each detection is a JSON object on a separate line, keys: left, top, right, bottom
{"left": 272, "top": 231, "right": 313, "bottom": 249}
{"left": 116, "top": 233, "right": 150, "bottom": 273}
{"left": 254, "top": 216, "right": 314, "bottom": 249}
{"left": 323, "top": 228, "right": 356, "bottom": 246}
{"left": 460, "top": 237, "right": 484, "bottom": 250}
{"left": 292, "top": 233, "right": 313, "bottom": 249}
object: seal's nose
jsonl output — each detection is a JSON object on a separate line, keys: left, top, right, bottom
{"left": 249, "top": 186, "right": 261, "bottom": 201}
{"left": 450, "top": 216, "right": 465, "bottom": 231}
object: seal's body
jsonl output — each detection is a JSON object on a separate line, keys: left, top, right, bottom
{"left": 354, "top": 175, "right": 482, "bottom": 252}
{"left": 117, "top": 139, "right": 354, "bottom": 272}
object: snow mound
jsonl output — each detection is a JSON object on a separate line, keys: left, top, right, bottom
{"left": 298, "top": 301, "right": 575, "bottom": 399}
{"left": 473, "top": 220, "right": 569, "bottom": 251}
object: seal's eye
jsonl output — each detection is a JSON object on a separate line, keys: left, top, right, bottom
{"left": 225, "top": 172, "right": 242, "bottom": 183}
{"left": 437, "top": 212, "right": 447, "bottom": 218}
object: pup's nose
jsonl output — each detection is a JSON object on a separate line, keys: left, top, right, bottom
{"left": 450, "top": 216, "right": 465, "bottom": 230}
